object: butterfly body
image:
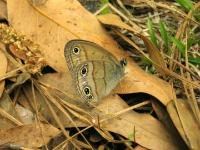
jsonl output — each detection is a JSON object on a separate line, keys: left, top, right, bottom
{"left": 64, "top": 40, "right": 124, "bottom": 105}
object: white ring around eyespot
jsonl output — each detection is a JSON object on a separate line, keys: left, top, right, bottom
{"left": 72, "top": 46, "right": 80, "bottom": 55}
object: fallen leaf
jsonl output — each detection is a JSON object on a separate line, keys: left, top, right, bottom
{"left": 151, "top": 99, "right": 187, "bottom": 147}
{"left": 96, "top": 95, "right": 180, "bottom": 150}
{"left": 115, "top": 58, "right": 174, "bottom": 106}
{"left": 0, "top": 123, "right": 60, "bottom": 148}
{"left": 38, "top": 72, "right": 77, "bottom": 100}
{"left": 7, "top": 0, "right": 124, "bottom": 72}
{"left": 20, "top": 83, "right": 181, "bottom": 150}
{"left": 21, "top": 80, "right": 87, "bottom": 128}
{"left": 0, "top": 0, "right": 7, "bottom": 20}
{"left": 167, "top": 100, "right": 200, "bottom": 149}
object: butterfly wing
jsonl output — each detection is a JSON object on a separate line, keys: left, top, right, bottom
{"left": 64, "top": 40, "right": 120, "bottom": 71}
{"left": 75, "top": 60, "right": 124, "bottom": 105}
{"left": 64, "top": 40, "right": 125, "bottom": 105}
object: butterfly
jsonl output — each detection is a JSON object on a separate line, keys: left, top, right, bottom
{"left": 64, "top": 40, "right": 125, "bottom": 106}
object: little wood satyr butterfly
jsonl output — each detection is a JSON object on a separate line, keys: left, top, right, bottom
{"left": 64, "top": 40, "right": 125, "bottom": 106}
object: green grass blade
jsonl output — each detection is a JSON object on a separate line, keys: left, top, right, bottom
{"left": 189, "top": 57, "right": 200, "bottom": 65}
{"left": 175, "top": 0, "right": 193, "bottom": 11}
{"left": 147, "top": 18, "right": 158, "bottom": 47}
{"left": 171, "top": 37, "right": 186, "bottom": 56}
{"left": 99, "top": 0, "right": 110, "bottom": 14}
{"left": 159, "top": 21, "right": 169, "bottom": 51}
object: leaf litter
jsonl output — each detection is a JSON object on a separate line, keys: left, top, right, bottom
{"left": 0, "top": 0, "right": 199, "bottom": 149}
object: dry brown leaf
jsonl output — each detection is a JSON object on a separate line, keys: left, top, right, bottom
{"left": 34, "top": 73, "right": 181, "bottom": 149}
{"left": 96, "top": 95, "right": 180, "bottom": 150}
{"left": 28, "top": 0, "right": 48, "bottom": 6}
{"left": 25, "top": 75, "right": 180, "bottom": 149}
{"left": 22, "top": 78, "right": 180, "bottom": 150}
{"left": 21, "top": 80, "right": 87, "bottom": 128}
{"left": 115, "top": 58, "right": 174, "bottom": 106}
{"left": 38, "top": 73, "right": 77, "bottom": 100}
{"left": 0, "top": 123, "right": 60, "bottom": 148}
{"left": 167, "top": 100, "right": 200, "bottom": 149}
{"left": 0, "top": 0, "right": 7, "bottom": 20}
{"left": 7, "top": 0, "right": 124, "bottom": 72}
{"left": 1, "top": 39, "right": 17, "bottom": 74}
{"left": 0, "top": 48, "right": 7, "bottom": 98}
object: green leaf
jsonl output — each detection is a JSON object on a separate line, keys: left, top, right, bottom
{"left": 189, "top": 57, "right": 200, "bottom": 65}
{"left": 159, "top": 21, "right": 170, "bottom": 52}
{"left": 171, "top": 37, "right": 200, "bottom": 65}
{"left": 171, "top": 37, "right": 186, "bottom": 56}
{"left": 147, "top": 18, "right": 158, "bottom": 47}
{"left": 175, "top": 0, "right": 193, "bottom": 11}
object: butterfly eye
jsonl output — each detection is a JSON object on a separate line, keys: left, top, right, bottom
{"left": 72, "top": 46, "right": 80, "bottom": 54}
{"left": 120, "top": 58, "right": 127, "bottom": 67}
{"left": 81, "top": 65, "right": 87, "bottom": 76}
